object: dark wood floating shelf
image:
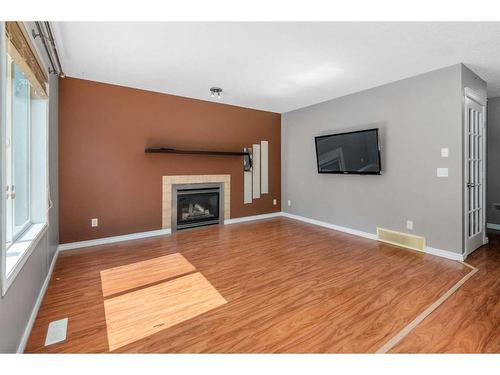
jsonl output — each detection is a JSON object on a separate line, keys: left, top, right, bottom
{"left": 145, "top": 147, "right": 250, "bottom": 156}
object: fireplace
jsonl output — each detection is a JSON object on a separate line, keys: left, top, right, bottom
{"left": 172, "top": 183, "right": 224, "bottom": 231}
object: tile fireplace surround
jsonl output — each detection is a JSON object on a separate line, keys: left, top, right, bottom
{"left": 162, "top": 175, "right": 231, "bottom": 229}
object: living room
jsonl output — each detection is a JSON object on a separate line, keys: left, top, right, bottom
{"left": 1, "top": 0, "right": 500, "bottom": 372}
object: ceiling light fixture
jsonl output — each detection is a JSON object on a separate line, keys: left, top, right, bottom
{"left": 210, "top": 87, "right": 223, "bottom": 99}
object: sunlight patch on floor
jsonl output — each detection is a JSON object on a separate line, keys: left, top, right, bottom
{"left": 100, "top": 253, "right": 196, "bottom": 297}
{"left": 101, "top": 254, "right": 226, "bottom": 351}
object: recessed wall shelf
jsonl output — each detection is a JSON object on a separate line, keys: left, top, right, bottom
{"left": 145, "top": 147, "right": 252, "bottom": 167}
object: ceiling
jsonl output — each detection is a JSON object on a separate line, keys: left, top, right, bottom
{"left": 52, "top": 22, "right": 500, "bottom": 113}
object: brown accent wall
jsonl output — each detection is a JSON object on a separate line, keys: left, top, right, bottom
{"left": 59, "top": 78, "right": 281, "bottom": 244}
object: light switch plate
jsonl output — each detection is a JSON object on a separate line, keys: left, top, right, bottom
{"left": 91, "top": 218, "right": 98, "bottom": 227}
{"left": 273, "top": 199, "right": 277, "bottom": 205}
{"left": 437, "top": 168, "right": 449, "bottom": 177}
{"left": 441, "top": 148, "right": 449, "bottom": 157}
{"left": 45, "top": 318, "right": 68, "bottom": 346}
{"left": 287, "top": 200, "right": 292, "bottom": 207}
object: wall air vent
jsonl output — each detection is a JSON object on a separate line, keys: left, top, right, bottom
{"left": 376, "top": 228, "right": 426, "bottom": 252}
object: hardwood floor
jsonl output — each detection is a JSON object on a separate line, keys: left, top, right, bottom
{"left": 391, "top": 231, "right": 500, "bottom": 353}
{"left": 24, "top": 217, "right": 496, "bottom": 353}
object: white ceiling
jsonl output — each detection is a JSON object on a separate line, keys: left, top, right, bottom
{"left": 53, "top": 22, "right": 500, "bottom": 113}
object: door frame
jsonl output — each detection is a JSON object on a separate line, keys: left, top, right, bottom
{"left": 463, "top": 87, "right": 487, "bottom": 258}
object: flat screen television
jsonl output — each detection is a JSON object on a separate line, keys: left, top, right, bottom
{"left": 315, "top": 128, "right": 381, "bottom": 174}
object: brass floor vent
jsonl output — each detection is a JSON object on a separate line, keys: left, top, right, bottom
{"left": 376, "top": 228, "right": 426, "bottom": 252}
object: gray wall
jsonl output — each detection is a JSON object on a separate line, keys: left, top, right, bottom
{"left": 282, "top": 64, "right": 467, "bottom": 254}
{"left": 48, "top": 76, "right": 59, "bottom": 262}
{"left": 487, "top": 96, "right": 500, "bottom": 225}
{"left": 0, "top": 23, "right": 59, "bottom": 353}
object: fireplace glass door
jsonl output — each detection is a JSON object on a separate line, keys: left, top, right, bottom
{"left": 176, "top": 188, "right": 220, "bottom": 230}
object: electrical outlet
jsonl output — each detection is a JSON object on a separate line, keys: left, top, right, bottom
{"left": 287, "top": 200, "right": 292, "bottom": 207}
{"left": 273, "top": 199, "right": 277, "bottom": 205}
{"left": 441, "top": 147, "right": 449, "bottom": 158}
{"left": 406, "top": 220, "right": 413, "bottom": 230}
{"left": 91, "top": 218, "right": 98, "bottom": 227}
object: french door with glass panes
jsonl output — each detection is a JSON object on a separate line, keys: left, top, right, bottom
{"left": 464, "top": 90, "right": 486, "bottom": 256}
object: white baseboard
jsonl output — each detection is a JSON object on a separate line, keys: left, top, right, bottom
{"left": 281, "top": 212, "right": 377, "bottom": 240}
{"left": 17, "top": 248, "right": 60, "bottom": 353}
{"left": 224, "top": 212, "right": 282, "bottom": 225}
{"left": 423, "top": 246, "right": 464, "bottom": 261}
{"left": 487, "top": 222, "right": 500, "bottom": 231}
{"left": 57, "top": 212, "right": 283, "bottom": 252}
{"left": 57, "top": 211, "right": 465, "bottom": 261}
{"left": 58, "top": 228, "right": 171, "bottom": 252}
{"left": 282, "top": 212, "right": 464, "bottom": 262}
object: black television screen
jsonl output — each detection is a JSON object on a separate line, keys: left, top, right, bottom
{"left": 315, "top": 128, "right": 381, "bottom": 174}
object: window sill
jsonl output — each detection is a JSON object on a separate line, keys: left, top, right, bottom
{"left": 3, "top": 222, "right": 48, "bottom": 295}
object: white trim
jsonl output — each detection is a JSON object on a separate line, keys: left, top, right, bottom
{"left": 58, "top": 228, "right": 172, "bottom": 252}
{"left": 58, "top": 213, "right": 282, "bottom": 252}
{"left": 424, "top": 246, "right": 464, "bottom": 261}
{"left": 224, "top": 212, "right": 282, "bottom": 225}
{"left": 2, "top": 223, "right": 48, "bottom": 295}
{"left": 282, "top": 212, "right": 464, "bottom": 261}
{"left": 464, "top": 87, "right": 487, "bottom": 106}
{"left": 1, "top": 23, "right": 8, "bottom": 299}
{"left": 57, "top": 212, "right": 465, "bottom": 262}
{"left": 281, "top": 212, "right": 377, "bottom": 240}
{"left": 17, "top": 247, "right": 59, "bottom": 353}
{"left": 463, "top": 88, "right": 487, "bottom": 254}
{"left": 487, "top": 222, "right": 500, "bottom": 231}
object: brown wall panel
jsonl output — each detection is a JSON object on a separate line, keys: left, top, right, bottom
{"left": 59, "top": 78, "right": 281, "bottom": 243}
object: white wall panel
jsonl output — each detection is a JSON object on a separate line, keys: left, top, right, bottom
{"left": 252, "top": 144, "right": 261, "bottom": 199}
{"left": 244, "top": 171, "right": 252, "bottom": 204}
{"left": 261, "top": 141, "right": 268, "bottom": 194}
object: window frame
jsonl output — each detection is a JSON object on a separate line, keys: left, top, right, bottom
{"left": 1, "top": 22, "right": 50, "bottom": 296}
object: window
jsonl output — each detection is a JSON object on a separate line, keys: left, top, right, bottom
{"left": 6, "top": 60, "right": 32, "bottom": 245}
{"left": 1, "top": 22, "right": 49, "bottom": 294}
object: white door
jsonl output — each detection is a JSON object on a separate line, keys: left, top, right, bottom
{"left": 464, "top": 92, "right": 486, "bottom": 255}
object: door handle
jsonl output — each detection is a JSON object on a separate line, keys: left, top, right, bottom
{"left": 6, "top": 185, "right": 15, "bottom": 199}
